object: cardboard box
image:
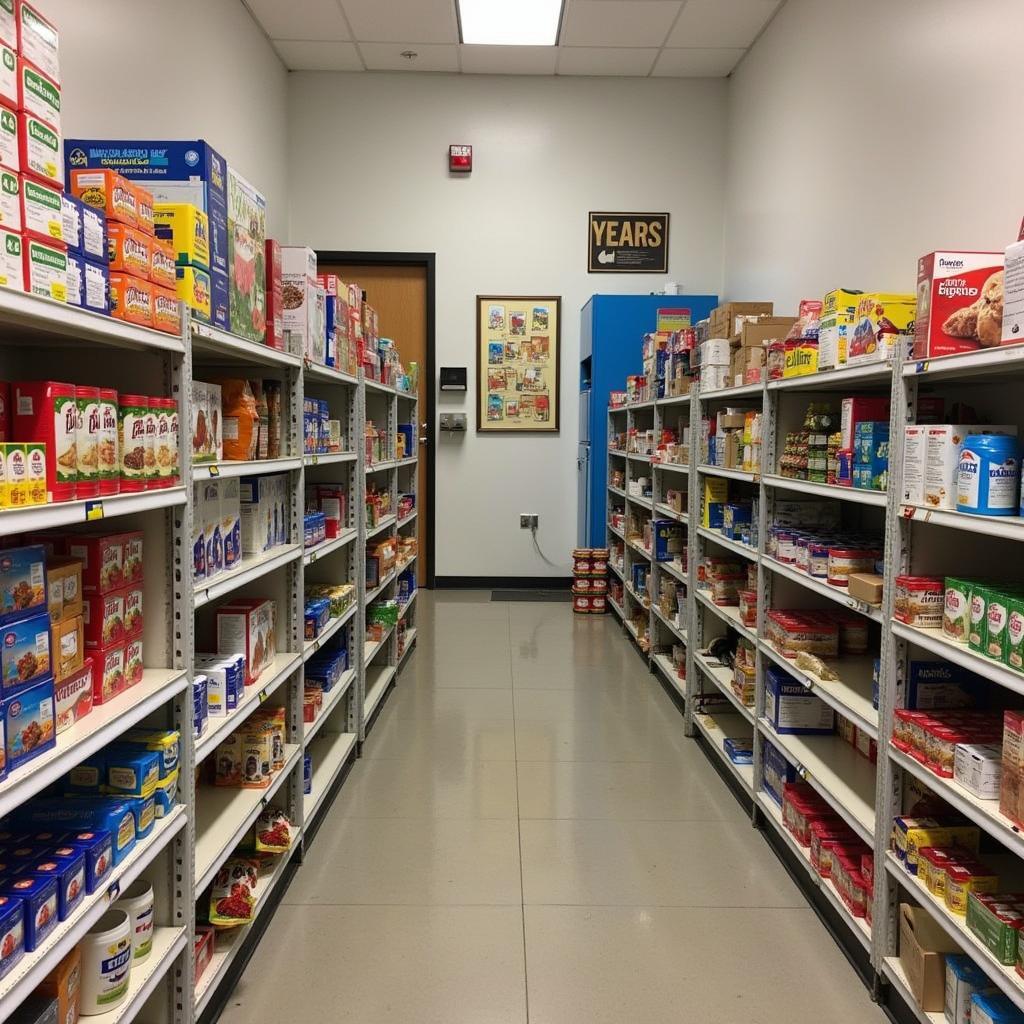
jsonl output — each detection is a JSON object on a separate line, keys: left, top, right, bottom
{"left": 848, "top": 292, "right": 916, "bottom": 363}
{"left": 37, "top": 944, "right": 80, "bottom": 1024}
{"left": 1002, "top": 238, "right": 1024, "bottom": 348}
{"left": 923, "top": 425, "right": 1016, "bottom": 510}
{"left": 699, "top": 338, "right": 731, "bottom": 367}
{"left": 68, "top": 168, "right": 137, "bottom": 227}
{"left": 282, "top": 246, "right": 317, "bottom": 358}
{"left": 712, "top": 301, "right": 773, "bottom": 337}
{"left": 226, "top": 167, "right": 266, "bottom": 344}
{"left": 18, "top": 111, "right": 61, "bottom": 188}
{"left": 53, "top": 613, "right": 83, "bottom": 681}
{"left": 45, "top": 556, "right": 81, "bottom": 624}
{"left": 841, "top": 396, "right": 890, "bottom": 450}
{"left": 899, "top": 903, "right": 961, "bottom": 1011}
{"left": 154, "top": 202, "right": 209, "bottom": 270}
{"left": 902, "top": 425, "right": 927, "bottom": 505}
{"left": 54, "top": 657, "right": 91, "bottom": 733}
{"left": 265, "top": 239, "right": 283, "bottom": 350}
{"left": 848, "top": 573, "right": 883, "bottom": 605}
{"left": 701, "top": 365, "right": 731, "bottom": 391}
{"left": 914, "top": 251, "right": 1005, "bottom": 359}
{"left": 819, "top": 289, "right": 862, "bottom": 369}
{"left": 734, "top": 316, "right": 796, "bottom": 350}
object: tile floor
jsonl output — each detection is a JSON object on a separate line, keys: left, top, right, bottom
{"left": 219, "top": 592, "right": 887, "bottom": 1023}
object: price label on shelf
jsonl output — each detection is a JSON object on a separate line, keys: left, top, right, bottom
{"left": 209, "top": 465, "right": 220, "bottom": 478}
{"left": 914, "top": 360, "right": 929, "bottom": 374}
{"left": 106, "top": 880, "right": 121, "bottom": 904}
{"left": 258, "top": 688, "right": 269, "bottom": 703}
{"left": 85, "top": 501, "right": 104, "bottom": 521}
{"left": 311, "top": 455, "right": 318, "bottom": 465}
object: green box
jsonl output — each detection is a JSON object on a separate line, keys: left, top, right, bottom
{"left": 966, "top": 891, "right": 1024, "bottom": 966}
{"left": 969, "top": 584, "right": 992, "bottom": 655}
{"left": 943, "top": 575, "right": 971, "bottom": 644}
{"left": 1007, "top": 596, "right": 1024, "bottom": 673}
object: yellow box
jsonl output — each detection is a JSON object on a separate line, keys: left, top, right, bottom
{"left": 822, "top": 288, "right": 863, "bottom": 320}
{"left": 175, "top": 265, "right": 212, "bottom": 324}
{"left": 847, "top": 292, "right": 916, "bottom": 364}
{"left": 1, "top": 443, "right": 29, "bottom": 508}
{"left": 701, "top": 477, "right": 728, "bottom": 528}
{"left": 783, "top": 338, "right": 818, "bottom": 377}
{"left": 154, "top": 203, "right": 210, "bottom": 270}
{"left": 24, "top": 440, "right": 46, "bottom": 506}
{"left": 820, "top": 289, "right": 863, "bottom": 369}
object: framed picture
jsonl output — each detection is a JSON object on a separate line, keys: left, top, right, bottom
{"left": 476, "top": 295, "right": 561, "bottom": 432}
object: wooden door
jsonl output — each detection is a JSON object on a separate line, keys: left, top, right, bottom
{"left": 320, "top": 262, "right": 428, "bottom": 587}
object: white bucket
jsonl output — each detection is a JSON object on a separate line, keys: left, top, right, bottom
{"left": 114, "top": 880, "right": 154, "bottom": 962}
{"left": 80, "top": 908, "right": 132, "bottom": 1016}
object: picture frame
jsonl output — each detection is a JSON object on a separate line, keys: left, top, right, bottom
{"left": 476, "top": 295, "right": 561, "bottom": 432}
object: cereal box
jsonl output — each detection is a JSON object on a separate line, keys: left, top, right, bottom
{"left": 19, "top": 173, "right": 61, "bottom": 244}
{"left": 0, "top": 102, "right": 16, "bottom": 171}
{"left": 847, "top": 293, "right": 916, "bottom": 363}
{"left": 0, "top": 225, "right": 21, "bottom": 290}
{"left": 16, "top": 58, "right": 59, "bottom": 134}
{"left": 12, "top": 380, "right": 76, "bottom": 501}
{"left": 69, "top": 168, "right": 136, "bottom": 227}
{"left": 22, "top": 236, "right": 66, "bottom": 302}
{"left": 282, "top": 246, "right": 317, "bottom": 358}
{"left": 265, "top": 239, "right": 283, "bottom": 349}
{"left": 175, "top": 264, "right": 210, "bottom": 324}
{"left": 227, "top": 167, "right": 266, "bottom": 343}
{"left": 16, "top": 2, "right": 59, "bottom": 83}
{"left": 914, "top": 252, "right": 1005, "bottom": 359}
{"left": 0, "top": 545, "right": 45, "bottom": 623}
{"left": 2, "top": 675, "right": 55, "bottom": 770}
{"left": 0, "top": 609, "right": 50, "bottom": 693}
{"left": 109, "top": 272, "right": 152, "bottom": 326}
{"left": 106, "top": 223, "right": 150, "bottom": 278}
{"left": 18, "top": 111, "right": 60, "bottom": 186}
{"left": 153, "top": 202, "right": 208, "bottom": 270}
{"left": 0, "top": 167, "right": 19, "bottom": 232}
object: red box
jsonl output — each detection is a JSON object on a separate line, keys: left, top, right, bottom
{"left": 914, "top": 251, "right": 1005, "bottom": 359}
{"left": 122, "top": 582, "right": 143, "bottom": 638}
{"left": 91, "top": 642, "right": 126, "bottom": 704}
{"left": 63, "top": 533, "right": 124, "bottom": 594}
{"left": 124, "top": 636, "right": 143, "bottom": 688}
{"left": 840, "top": 396, "right": 890, "bottom": 450}
{"left": 12, "top": 379, "right": 77, "bottom": 502}
{"left": 121, "top": 531, "right": 143, "bottom": 584}
{"left": 83, "top": 587, "right": 126, "bottom": 650}
{"left": 54, "top": 656, "right": 93, "bottom": 733}
{"left": 216, "top": 598, "right": 275, "bottom": 685}
{"left": 265, "top": 239, "right": 283, "bottom": 350}
{"left": 194, "top": 926, "right": 215, "bottom": 986}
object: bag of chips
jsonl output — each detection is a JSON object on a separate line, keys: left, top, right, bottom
{"left": 255, "top": 808, "right": 293, "bottom": 854}
{"left": 209, "top": 857, "right": 259, "bottom": 928}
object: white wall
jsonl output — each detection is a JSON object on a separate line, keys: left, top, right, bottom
{"left": 724, "top": 0, "right": 1024, "bottom": 311}
{"left": 48, "top": 0, "right": 290, "bottom": 236}
{"left": 287, "top": 72, "right": 728, "bottom": 578}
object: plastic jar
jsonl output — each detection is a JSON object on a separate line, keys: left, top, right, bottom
{"left": 957, "top": 434, "right": 1021, "bottom": 516}
{"left": 572, "top": 594, "right": 591, "bottom": 614}
{"left": 775, "top": 530, "right": 796, "bottom": 564}
{"left": 114, "top": 879, "right": 154, "bottom": 963}
{"left": 808, "top": 542, "right": 830, "bottom": 579}
{"left": 827, "top": 548, "right": 877, "bottom": 587}
{"left": 81, "top": 908, "right": 132, "bottom": 1013}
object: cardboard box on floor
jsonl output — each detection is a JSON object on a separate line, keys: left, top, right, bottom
{"left": 899, "top": 903, "right": 961, "bottom": 1011}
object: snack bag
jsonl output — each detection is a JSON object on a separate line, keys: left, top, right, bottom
{"left": 254, "top": 808, "right": 293, "bottom": 854}
{"left": 217, "top": 379, "right": 258, "bottom": 461}
{"left": 208, "top": 857, "right": 259, "bottom": 928}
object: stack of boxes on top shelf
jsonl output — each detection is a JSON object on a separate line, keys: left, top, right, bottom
{"left": 571, "top": 547, "right": 609, "bottom": 615}
{"left": 640, "top": 321, "right": 697, "bottom": 401}
{"left": 696, "top": 301, "right": 783, "bottom": 391}
{"left": 702, "top": 404, "right": 763, "bottom": 475}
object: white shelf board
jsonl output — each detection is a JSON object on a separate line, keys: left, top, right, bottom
{"left": 897, "top": 503, "right": 1024, "bottom": 541}
{"left": 762, "top": 474, "right": 887, "bottom": 507}
{"left": 304, "top": 730, "right": 358, "bottom": 827}
{"left": 767, "top": 362, "right": 891, "bottom": 391}
{"left": 365, "top": 568, "right": 398, "bottom": 605}
{"left": 652, "top": 461, "right": 689, "bottom": 475}
{"left": 695, "top": 589, "right": 757, "bottom": 645}
{"left": 0, "top": 808, "right": 186, "bottom": 1020}
{"left": 657, "top": 558, "right": 687, "bottom": 584}
{"left": 651, "top": 603, "right": 687, "bottom": 645}
{"left": 194, "top": 744, "right": 301, "bottom": 894}
{"left": 624, "top": 584, "right": 648, "bottom": 609}
{"left": 626, "top": 494, "right": 654, "bottom": 510}
{"left": 396, "top": 389, "right": 418, "bottom": 401}
{"left": 193, "top": 544, "right": 302, "bottom": 608}
{"left": 892, "top": 621, "right": 1024, "bottom": 697}
{"left": 364, "top": 663, "right": 397, "bottom": 720}
{"left": 366, "top": 459, "right": 397, "bottom": 473}
{"left": 608, "top": 597, "right": 625, "bottom": 619}
{"left": 654, "top": 502, "right": 687, "bottom": 523}
{"left": 656, "top": 393, "right": 691, "bottom": 407}
{"left": 700, "top": 381, "right": 764, "bottom": 400}
{"left": 698, "top": 464, "right": 757, "bottom": 483}
{"left": 397, "top": 456, "right": 418, "bottom": 468}
{"left": 692, "top": 711, "right": 754, "bottom": 793}
{"left": 608, "top": 484, "right": 626, "bottom": 497}
{"left": 0, "top": 669, "right": 188, "bottom": 819}
{"left": 395, "top": 554, "right": 416, "bottom": 575}
{"left": 303, "top": 528, "right": 357, "bottom": 565}
{"left": 626, "top": 399, "right": 654, "bottom": 410}
{"left": 761, "top": 554, "right": 884, "bottom": 623}
{"left": 304, "top": 450, "right": 357, "bottom": 466}
{"left": 397, "top": 510, "right": 417, "bottom": 528}
{"left": 760, "top": 722, "right": 876, "bottom": 843}
{"left": 696, "top": 525, "right": 757, "bottom": 562}
{"left": 367, "top": 514, "right": 397, "bottom": 539}
{"left": 607, "top": 522, "right": 625, "bottom": 540}
{"left": 608, "top": 448, "right": 627, "bottom": 457}
{"left": 363, "top": 376, "right": 396, "bottom": 394}
{"left": 191, "top": 322, "right": 301, "bottom": 368}
{"left": 627, "top": 453, "right": 652, "bottom": 464}
{"left": 694, "top": 650, "right": 754, "bottom": 723}
{"left": 84, "top": 926, "right": 187, "bottom": 1024}
{"left": 364, "top": 623, "right": 396, "bottom": 668}
{"left": 195, "top": 654, "right": 301, "bottom": 763}
{"left": 192, "top": 456, "right": 301, "bottom": 481}
{"left": 398, "top": 627, "right": 418, "bottom": 668}
{"left": 652, "top": 652, "right": 686, "bottom": 699}
{"left": 304, "top": 360, "right": 358, "bottom": 385}
{"left": 628, "top": 540, "right": 652, "bottom": 560}
{"left": 881, "top": 957, "right": 944, "bottom": 1024}
{"left": 904, "top": 344, "right": 1024, "bottom": 382}
{"left": 757, "top": 793, "right": 872, "bottom": 950}
{"left": 304, "top": 669, "right": 357, "bottom": 743}
{"left": 759, "top": 642, "right": 879, "bottom": 740}
{"left": 608, "top": 561, "right": 624, "bottom": 580}
{"left": 303, "top": 603, "right": 357, "bottom": 661}
{"left": 0, "top": 486, "right": 186, "bottom": 535}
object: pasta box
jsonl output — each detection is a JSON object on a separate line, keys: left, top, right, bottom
{"left": 0, "top": 545, "right": 46, "bottom": 624}
{"left": 16, "top": 58, "right": 59, "bottom": 137}
{"left": 20, "top": 847, "right": 85, "bottom": 920}
{"left": 1, "top": 874, "right": 55, "bottom": 951}
{"left": 226, "top": 166, "right": 266, "bottom": 343}
{"left": 0, "top": 610, "right": 50, "bottom": 693}
{"left": 109, "top": 272, "right": 153, "bottom": 326}
{"left": 17, "top": 112, "right": 60, "bottom": 187}
{"left": 16, "top": 3, "right": 59, "bottom": 84}
{"left": 0, "top": 225, "right": 23, "bottom": 291}
{"left": 22, "top": 236, "right": 67, "bottom": 302}
{"left": 60, "top": 832, "right": 111, "bottom": 894}
{"left": 65, "top": 533, "right": 124, "bottom": 593}
{"left": 68, "top": 168, "right": 137, "bottom": 227}
{"left": 54, "top": 657, "right": 91, "bottom": 733}
{"left": 2, "top": 676, "right": 54, "bottom": 768}
{"left": 0, "top": 893, "right": 24, "bottom": 981}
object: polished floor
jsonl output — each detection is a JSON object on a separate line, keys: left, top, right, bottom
{"left": 220, "top": 592, "right": 886, "bottom": 1023}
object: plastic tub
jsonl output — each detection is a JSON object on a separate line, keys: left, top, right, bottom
{"left": 114, "top": 879, "right": 153, "bottom": 963}
{"left": 81, "top": 908, "right": 132, "bottom": 1014}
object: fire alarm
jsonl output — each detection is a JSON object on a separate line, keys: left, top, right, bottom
{"left": 449, "top": 145, "right": 472, "bottom": 174}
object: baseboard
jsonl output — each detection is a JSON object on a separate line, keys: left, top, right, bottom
{"left": 435, "top": 576, "right": 573, "bottom": 590}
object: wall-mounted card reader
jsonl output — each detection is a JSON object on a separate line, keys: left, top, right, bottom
{"left": 440, "top": 413, "right": 467, "bottom": 432}
{"left": 440, "top": 367, "right": 467, "bottom": 391}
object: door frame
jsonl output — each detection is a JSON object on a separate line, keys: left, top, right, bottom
{"left": 317, "top": 250, "right": 436, "bottom": 588}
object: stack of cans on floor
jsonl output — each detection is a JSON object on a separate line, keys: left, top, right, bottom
{"left": 571, "top": 548, "right": 609, "bottom": 614}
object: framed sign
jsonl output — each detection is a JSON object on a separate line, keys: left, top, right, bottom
{"left": 588, "top": 212, "right": 669, "bottom": 273}
{"left": 476, "top": 295, "right": 560, "bottom": 432}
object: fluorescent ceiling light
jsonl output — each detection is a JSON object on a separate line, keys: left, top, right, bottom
{"left": 458, "top": 0, "right": 562, "bottom": 45}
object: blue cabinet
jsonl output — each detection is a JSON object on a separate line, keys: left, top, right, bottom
{"left": 578, "top": 293, "right": 717, "bottom": 546}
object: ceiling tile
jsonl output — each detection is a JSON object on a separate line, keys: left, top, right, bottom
{"left": 341, "top": 0, "right": 458, "bottom": 43}
{"left": 667, "top": 0, "right": 779, "bottom": 47}
{"left": 460, "top": 45, "right": 558, "bottom": 75}
{"left": 557, "top": 47, "right": 659, "bottom": 76}
{"left": 273, "top": 40, "right": 364, "bottom": 71}
{"left": 561, "top": 1, "right": 682, "bottom": 47}
{"left": 652, "top": 47, "right": 745, "bottom": 76}
{"left": 244, "top": 0, "right": 350, "bottom": 41}
{"left": 359, "top": 42, "right": 460, "bottom": 72}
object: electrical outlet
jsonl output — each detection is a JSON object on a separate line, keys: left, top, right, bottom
{"left": 520, "top": 514, "right": 539, "bottom": 529}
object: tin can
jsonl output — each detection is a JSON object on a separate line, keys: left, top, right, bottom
{"left": 98, "top": 388, "right": 119, "bottom": 496}
{"left": 144, "top": 398, "right": 160, "bottom": 487}
{"left": 117, "top": 394, "right": 147, "bottom": 492}
{"left": 75, "top": 385, "right": 100, "bottom": 499}
{"left": 12, "top": 380, "right": 77, "bottom": 502}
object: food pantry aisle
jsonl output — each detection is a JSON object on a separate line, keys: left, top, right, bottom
{"left": 219, "top": 593, "right": 885, "bottom": 1024}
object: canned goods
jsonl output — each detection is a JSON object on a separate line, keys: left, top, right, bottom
{"left": 573, "top": 594, "right": 592, "bottom": 614}
{"left": 117, "top": 395, "right": 148, "bottom": 492}
{"left": 590, "top": 594, "right": 607, "bottom": 614}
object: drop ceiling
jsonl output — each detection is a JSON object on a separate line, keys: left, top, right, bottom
{"left": 243, "top": 0, "right": 782, "bottom": 76}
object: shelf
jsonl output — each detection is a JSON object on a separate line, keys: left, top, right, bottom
{"left": 608, "top": 448, "right": 627, "bottom": 456}
{"left": 904, "top": 344, "right": 1024, "bottom": 382}
{"left": 0, "top": 486, "right": 187, "bottom": 535}
{"left": 396, "top": 389, "right": 418, "bottom": 401}
{"left": 696, "top": 526, "right": 757, "bottom": 562}
{"left": 395, "top": 554, "right": 416, "bottom": 575}
{"left": 624, "top": 583, "right": 648, "bottom": 609}
{"left": 303, "top": 528, "right": 357, "bottom": 565}
{"left": 607, "top": 522, "right": 625, "bottom": 540}
{"left": 657, "top": 558, "right": 687, "bottom": 584}
{"left": 757, "top": 794, "right": 872, "bottom": 950}
{"left": 762, "top": 554, "right": 884, "bottom": 623}
{"left": 0, "top": 807, "right": 186, "bottom": 1016}
{"left": 0, "top": 669, "right": 188, "bottom": 819}
{"left": 194, "top": 744, "right": 302, "bottom": 894}
{"left": 363, "top": 376, "right": 396, "bottom": 394}
{"left": 698, "top": 465, "right": 757, "bottom": 483}
{"left": 694, "top": 650, "right": 753, "bottom": 723}
{"left": 700, "top": 381, "right": 764, "bottom": 400}
{"left": 626, "top": 494, "right": 653, "bottom": 510}
{"left": 608, "top": 561, "right": 624, "bottom": 580}
{"left": 762, "top": 474, "right": 887, "bottom": 507}
{"left": 628, "top": 540, "right": 652, "bottom": 560}
{"left": 304, "top": 730, "right": 358, "bottom": 827}
{"left": 364, "top": 663, "right": 397, "bottom": 720}
{"left": 195, "top": 654, "right": 301, "bottom": 763}
{"left": 192, "top": 322, "right": 302, "bottom": 368}
{"left": 652, "top": 461, "right": 689, "bottom": 475}
{"left": 880, "top": 957, "right": 943, "bottom": 1024}
{"left": 193, "top": 544, "right": 302, "bottom": 608}
{"left": 366, "top": 568, "right": 397, "bottom": 605}
{"left": 767, "top": 363, "right": 892, "bottom": 391}
{"left": 304, "top": 669, "right": 357, "bottom": 743}
{"left": 194, "top": 843, "right": 299, "bottom": 1017}
{"left": 304, "top": 360, "right": 358, "bottom": 385}
{"left": 651, "top": 603, "right": 687, "bottom": 645}
{"left": 0, "top": 288, "right": 186, "bottom": 354}
{"left": 692, "top": 711, "right": 754, "bottom": 793}
{"left": 608, "top": 484, "right": 626, "bottom": 498}
{"left": 367, "top": 514, "right": 397, "bottom": 539}
{"left": 303, "top": 603, "right": 358, "bottom": 661}
{"left": 627, "top": 453, "right": 652, "bottom": 464}
{"left": 304, "top": 451, "right": 357, "bottom": 466}
{"left": 626, "top": 399, "right": 655, "bottom": 410}
{"left": 885, "top": 853, "right": 1024, "bottom": 1014}
{"left": 760, "top": 722, "right": 876, "bottom": 843}
{"left": 654, "top": 502, "right": 687, "bottom": 523}
{"left": 652, "top": 652, "right": 686, "bottom": 699}
{"left": 366, "top": 459, "right": 397, "bottom": 473}
{"left": 759, "top": 642, "right": 879, "bottom": 740}
{"left": 397, "top": 456, "right": 418, "bottom": 467}
{"left": 85, "top": 926, "right": 188, "bottom": 1024}
{"left": 364, "top": 623, "right": 396, "bottom": 667}
{"left": 192, "top": 456, "right": 301, "bottom": 481}
{"left": 656, "top": 393, "right": 691, "bottom": 407}
{"left": 897, "top": 503, "right": 1024, "bottom": 542}
{"left": 608, "top": 597, "right": 625, "bottom": 619}
{"left": 695, "top": 589, "right": 756, "bottom": 645}
{"left": 398, "top": 627, "right": 418, "bottom": 668}
{"left": 397, "top": 510, "right": 418, "bottom": 527}
{"left": 892, "top": 621, "right": 1024, "bottom": 697}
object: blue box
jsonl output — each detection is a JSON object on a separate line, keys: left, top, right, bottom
{"left": 0, "top": 546, "right": 48, "bottom": 625}
{"left": 764, "top": 667, "right": 835, "bottom": 735}
{"left": 17, "top": 799, "right": 136, "bottom": 865}
{"left": 104, "top": 748, "right": 160, "bottom": 799}
{"left": 0, "top": 894, "right": 24, "bottom": 980}
{"left": 125, "top": 795, "right": 156, "bottom": 840}
{"left": 398, "top": 424, "right": 414, "bottom": 457}
{"left": 61, "top": 194, "right": 83, "bottom": 255}
{"left": 303, "top": 753, "right": 312, "bottom": 795}
{"left": 723, "top": 738, "right": 753, "bottom": 764}
{"left": 3, "top": 678, "right": 56, "bottom": 770}
{"left": 906, "top": 661, "right": 980, "bottom": 709}
{"left": 0, "top": 611, "right": 52, "bottom": 693}
{"left": 65, "top": 251, "right": 84, "bottom": 307}
{"left": 653, "top": 520, "right": 684, "bottom": 562}
{"left": 81, "top": 202, "right": 107, "bottom": 263}
{"left": 761, "top": 737, "right": 797, "bottom": 807}
{"left": 121, "top": 729, "right": 180, "bottom": 778}
{"left": 1, "top": 874, "right": 57, "bottom": 950}
{"left": 61, "top": 831, "right": 113, "bottom": 894}
{"left": 970, "top": 993, "right": 1024, "bottom": 1024}
{"left": 211, "top": 268, "right": 228, "bottom": 329}
{"left": 81, "top": 257, "right": 110, "bottom": 315}
{"left": 20, "top": 847, "right": 86, "bottom": 920}
{"left": 722, "top": 503, "right": 751, "bottom": 541}
{"left": 65, "top": 139, "right": 229, "bottom": 277}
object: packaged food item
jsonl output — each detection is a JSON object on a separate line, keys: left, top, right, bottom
{"left": 153, "top": 201, "right": 209, "bottom": 269}
{"left": 265, "top": 238, "right": 283, "bottom": 349}
{"left": 218, "top": 378, "right": 259, "bottom": 460}
{"left": 69, "top": 168, "right": 136, "bottom": 227}
{"left": 0, "top": 167, "right": 20, "bottom": 233}
{"left": 0, "top": 545, "right": 46, "bottom": 623}
{"left": 80, "top": 908, "right": 131, "bottom": 1013}
{"left": 958, "top": 434, "right": 1021, "bottom": 517}
{"left": 1, "top": 874, "right": 56, "bottom": 950}
{"left": 133, "top": 182, "right": 154, "bottom": 235}
{"left": 282, "top": 245, "right": 317, "bottom": 357}
{"left": 113, "top": 879, "right": 153, "bottom": 962}
{"left": 106, "top": 222, "right": 150, "bottom": 278}
{"left": 22, "top": 846, "right": 86, "bottom": 920}
{"left": 254, "top": 807, "right": 293, "bottom": 854}
{"left": 175, "top": 263, "right": 210, "bottom": 323}
{"left": 18, "top": 110, "right": 60, "bottom": 187}
{"left": 17, "top": 55, "right": 59, "bottom": 132}
{"left": 1, "top": 611, "right": 51, "bottom": 692}
{"left": 0, "top": 225, "right": 23, "bottom": 291}
{"left": 109, "top": 272, "right": 152, "bottom": 326}
{"left": 764, "top": 667, "right": 834, "bottom": 734}
{"left": 944, "top": 576, "right": 971, "bottom": 642}
{"left": 847, "top": 292, "right": 916, "bottom": 363}
{"left": 52, "top": 612, "right": 82, "bottom": 681}
{"left": 0, "top": 893, "right": 24, "bottom": 981}
{"left": 894, "top": 576, "right": 945, "bottom": 628}
{"left": 967, "top": 892, "right": 1024, "bottom": 965}
{"left": 915, "top": 252, "right": 1005, "bottom": 358}
{"left": 16, "top": 2, "right": 59, "bottom": 81}
{"left": 970, "top": 991, "right": 1024, "bottom": 1024}
{"left": 54, "top": 657, "right": 92, "bottom": 732}
{"left": 216, "top": 598, "right": 276, "bottom": 685}
{"left": 12, "top": 380, "right": 76, "bottom": 501}
{"left": 62, "top": 830, "right": 113, "bottom": 893}
{"left": 151, "top": 284, "right": 179, "bottom": 335}
{"left": 117, "top": 394, "right": 148, "bottom": 492}
{"left": 89, "top": 643, "right": 124, "bottom": 704}
{"left": 209, "top": 857, "right": 258, "bottom": 928}
{"left": 37, "top": 945, "right": 81, "bottom": 1024}
{"left": 22, "top": 235, "right": 66, "bottom": 302}
{"left": 227, "top": 167, "right": 266, "bottom": 343}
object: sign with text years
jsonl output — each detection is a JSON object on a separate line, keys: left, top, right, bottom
{"left": 589, "top": 212, "right": 669, "bottom": 273}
